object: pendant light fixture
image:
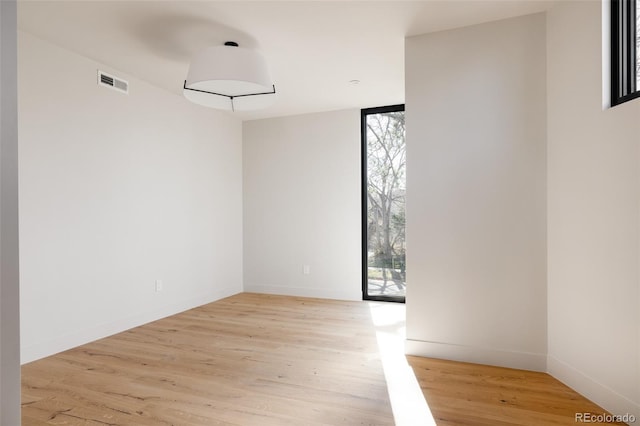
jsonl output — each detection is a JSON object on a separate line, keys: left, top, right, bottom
{"left": 183, "top": 41, "right": 276, "bottom": 111}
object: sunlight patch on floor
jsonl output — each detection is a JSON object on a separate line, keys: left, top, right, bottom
{"left": 368, "top": 302, "right": 437, "bottom": 426}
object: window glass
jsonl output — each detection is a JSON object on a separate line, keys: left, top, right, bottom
{"left": 362, "top": 106, "right": 406, "bottom": 302}
{"left": 636, "top": 0, "right": 639, "bottom": 89}
{"left": 612, "top": 0, "right": 640, "bottom": 105}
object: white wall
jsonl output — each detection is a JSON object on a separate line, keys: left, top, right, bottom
{"left": 405, "top": 13, "right": 548, "bottom": 371}
{"left": 243, "top": 110, "right": 361, "bottom": 301}
{"left": 18, "top": 31, "right": 243, "bottom": 363}
{"left": 547, "top": 0, "right": 640, "bottom": 418}
{"left": 1, "top": 0, "right": 21, "bottom": 423}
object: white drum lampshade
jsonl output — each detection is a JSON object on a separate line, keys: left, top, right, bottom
{"left": 183, "top": 42, "right": 276, "bottom": 111}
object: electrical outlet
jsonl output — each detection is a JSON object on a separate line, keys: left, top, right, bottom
{"left": 155, "top": 280, "right": 163, "bottom": 292}
{"left": 303, "top": 265, "right": 310, "bottom": 275}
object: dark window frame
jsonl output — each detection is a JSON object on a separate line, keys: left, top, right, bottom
{"left": 611, "top": 0, "right": 640, "bottom": 106}
{"left": 361, "top": 104, "right": 406, "bottom": 303}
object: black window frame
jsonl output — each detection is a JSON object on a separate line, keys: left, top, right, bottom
{"left": 611, "top": 0, "right": 640, "bottom": 106}
{"left": 361, "top": 104, "right": 406, "bottom": 303}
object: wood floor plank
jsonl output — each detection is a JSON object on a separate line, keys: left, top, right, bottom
{"left": 408, "top": 356, "right": 628, "bottom": 426}
{"left": 22, "top": 293, "right": 394, "bottom": 426}
{"left": 23, "top": 293, "right": 631, "bottom": 426}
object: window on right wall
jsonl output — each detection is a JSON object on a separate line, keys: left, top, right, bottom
{"left": 611, "top": 0, "right": 640, "bottom": 106}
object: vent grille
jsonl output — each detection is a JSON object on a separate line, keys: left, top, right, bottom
{"left": 97, "top": 70, "right": 128, "bottom": 94}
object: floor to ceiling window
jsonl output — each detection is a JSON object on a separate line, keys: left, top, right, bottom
{"left": 611, "top": 0, "right": 640, "bottom": 105}
{"left": 361, "top": 105, "right": 406, "bottom": 302}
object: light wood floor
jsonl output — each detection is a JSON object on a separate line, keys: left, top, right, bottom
{"left": 22, "top": 293, "right": 626, "bottom": 425}
{"left": 408, "top": 356, "right": 627, "bottom": 426}
{"left": 22, "top": 293, "right": 394, "bottom": 425}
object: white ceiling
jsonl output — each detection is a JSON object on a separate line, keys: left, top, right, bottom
{"left": 18, "top": 0, "right": 554, "bottom": 121}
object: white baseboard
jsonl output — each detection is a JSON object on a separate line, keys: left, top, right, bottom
{"left": 21, "top": 285, "right": 240, "bottom": 364}
{"left": 547, "top": 355, "right": 640, "bottom": 422}
{"left": 405, "top": 339, "right": 547, "bottom": 372}
{"left": 243, "top": 284, "right": 361, "bottom": 301}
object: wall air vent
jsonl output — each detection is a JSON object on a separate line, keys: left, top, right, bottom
{"left": 97, "top": 70, "right": 128, "bottom": 94}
